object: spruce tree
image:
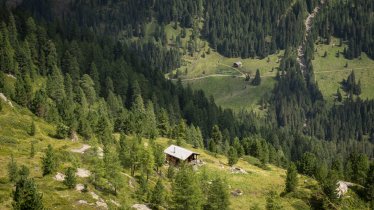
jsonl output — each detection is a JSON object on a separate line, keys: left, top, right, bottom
{"left": 322, "top": 170, "right": 339, "bottom": 203}
{"left": 285, "top": 163, "right": 298, "bottom": 193}
{"left": 145, "top": 101, "right": 158, "bottom": 139}
{"left": 12, "top": 176, "right": 44, "bottom": 210}
{"left": 46, "top": 66, "right": 65, "bottom": 103}
{"left": 158, "top": 108, "right": 170, "bottom": 137}
{"left": 63, "top": 167, "right": 76, "bottom": 189}
{"left": 252, "top": 69, "right": 261, "bottom": 86}
{"left": 42, "top": 144, "right": 57, "bottom": 176}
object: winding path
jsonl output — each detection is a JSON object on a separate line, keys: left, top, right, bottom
{"left": 297, "top": 0, "right": 326, "bottom": 75}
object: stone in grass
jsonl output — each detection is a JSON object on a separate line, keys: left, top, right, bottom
{"left": 54, "top": 172, "right": 65, "bottom": 181}
{"left": 231, "top": 189, "right": 243, "bottom": 196}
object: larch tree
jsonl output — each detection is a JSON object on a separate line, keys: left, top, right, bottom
{"left": 150, "top": 178, "right": 166, "bottom": 209}
{"left": 205, "top": 177, "right": 230, "bottom": 210}
{"left": 172, "top": 165, "right": 203, "bottom": 210}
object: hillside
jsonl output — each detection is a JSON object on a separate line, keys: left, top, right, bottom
{"left": 1, "top": 0, "right": 374, "bottom": 209}
{"left": 0, "top": 101, "right": 320, "bottom": 209}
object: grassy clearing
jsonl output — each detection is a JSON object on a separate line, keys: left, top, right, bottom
{"left": 185, "top": 76, "right": 276, "bottom": 112}
{"left": 313, "top": 38, "right": 374, "bottom": 102}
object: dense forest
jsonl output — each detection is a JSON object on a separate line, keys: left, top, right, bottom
{"left": 0, "top": 0, "right": 374, "bottom": 209}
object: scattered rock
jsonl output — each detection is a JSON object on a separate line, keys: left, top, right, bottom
{"left": 96, "top": 200, "right": 108, "bottom": 209}
{"left": 336, "top": 181, "right": 356, "bottom": 198}
{"left": 110, "top": 199, "right": 121, "bottom": 207}
{"left": 231, "top": 189, "right": 243, "bottom": 197}
{"left": 76, "top": 168, "right": 91, "bottom": 178}
{"left": 97, "top": 147, "right": 104, "bottom": 159}
{"left": 75, "top": 184, "right": 84, "bottom": 192}
{"left": 77, "top": 200, "right": 88, "bottom": 205}
{"left": 70, "top": 131, "right": 79, "bottom": 142}
{"left": 54, "top": 172, "right": 65, "bottom": 181}
{"left": 230, "top": 167, "right": 248, "bottom": 174}
{"left": 6, "top": 74, "right": 16, "bottom": 79}
{"left": 71, "top": 144, "right": 91, "bottom": 154}
{"left": 90, "top": 191, "right": 100, "bottom": 200}
{"left": 132, "top": 204, "right": 151, "bottom": 210}
{"left": 0, "top": 93, "right": 13, "bottom": 107}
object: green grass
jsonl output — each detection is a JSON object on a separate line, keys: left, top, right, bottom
{"left": 313, "top": 38, "right": 374, "bottom": 102}
{"left": 164, "top": 22, "right": 281, "bottom": 112}
{"left": 0, "top": 100, "right": 369, "bottom": 209}
{"left": 185, "top": 76, "right": 276, "bottom": 112}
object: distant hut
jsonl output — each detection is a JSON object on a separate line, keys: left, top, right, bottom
{"left": 164, "top": 145, "right": 200, "bottom": 165}
{"left": 233, "top": 61, "right": 242, "bottom": 68}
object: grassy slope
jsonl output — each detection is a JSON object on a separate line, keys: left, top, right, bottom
{"left": 0, "top": 100, "right": 321, "bottom": 210}
{"left": 160, "top": 22, "right": 280, "bottom": 112}
{"left": 0, "top": 103, "right": 134, "bottom": 209}
{"left": 313, "top": 38, "right": 374, "bottom": 102}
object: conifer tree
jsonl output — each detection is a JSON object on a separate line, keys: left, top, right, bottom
{"left": 227, "top": 146, "right": 238, "bottom": 166}
{"left": 172, "top": 165, "right": 203, "bottom": 210}
{"left": 103, "top": 147, "right": 123, "bottom": 194}
{"left": 8, "top": 155, "right": 18, "bottom": 183}
{"left": 266, "top": 191, "right": 283, "bottom": 210}
{"left": 80, "top": 74, "right": 96, "bottom": 105}
{"left": 158, "top": 108, "right": 170, "bottom": 137}
{"left": 42, "top": 144, "right": 57, "bottom": 176}
{"left": 12, "top": 175, "right": 43, "bottom": 210}
{"left": 29, "top": 120, "right": 36, "bottom": 136}
{"left": 45, "top": 40, "right": 57, "bottom": 75}
{"left": 205, "top": 177, "right": 230, "bottom": 210}
{"left": 211, "top": 125, "right": 222, "bottom": 153}
{"left": 131, "top": 94, "right": 146, "bottom": 135}
{"left": 18, "top": 165, "right": 30, "bottom": 179}
{"left": 366, "top": 163, "right": 374, "bottom": 206}
{"left": 322, "top": 170, "right": 339, "bottom": 203}
{"left": 0, "top": 22, "right": 15, "bottom": 74}
{"left": 30, "top": 142, "right": 35, "bottom": 158}
{"left": 63, "top": 167, "right": 76, "bottom": 189}
{"left": 150, "top": 178, "right": 166, "bottom": 209}
{"left": 285, "top": 163, "right": 298, "bottom": 193}
{"left": 136, "top": 173, "right": 149, "bottom": 201}
{"left": 153, "top": 144, "right": 165, "bottom": 173}
{"left": 145, "top": 101, "right": 158, "bottom": 139}
{"left": 46, "top": 66, "right": 65, "bottom": 103}
{"left": 7, "top": 13, "right": 18, "bottom": 48}
{"left": 141, "top": 146, "right": 155, "bottom": 180}
{"left": 89, "top": 62, "right": 100, "bottom": 95}
{"left": 252, "top": 69, "right": 261, "bottom": 86}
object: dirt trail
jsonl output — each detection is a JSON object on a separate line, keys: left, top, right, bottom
{"left": 297, "top": 0, "right": 326, "bottom": 75}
